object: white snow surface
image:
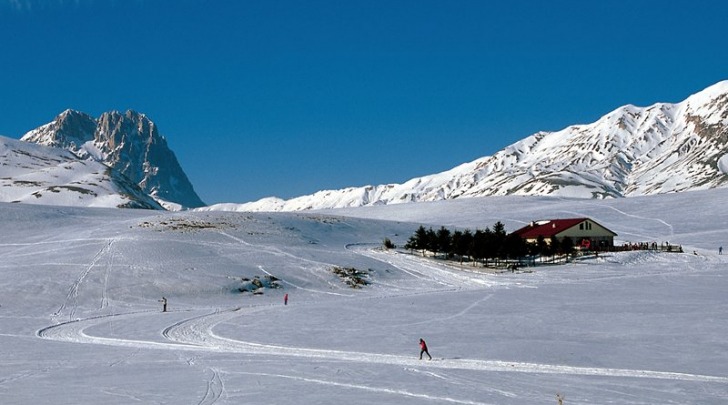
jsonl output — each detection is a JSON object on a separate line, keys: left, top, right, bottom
{"left": 0, "top": 135, "right": 161, "bottom": 209}
{"left": 2, "top": 188, "right": 728, "bottom": 404}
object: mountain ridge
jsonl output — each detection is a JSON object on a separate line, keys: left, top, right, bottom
{"left": 202, "top": 80, "right": 728, "bottom": 212}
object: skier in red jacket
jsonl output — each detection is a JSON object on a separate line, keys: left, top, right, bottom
{"left": 419, "top": 338, "right": 432, "bottom": 360}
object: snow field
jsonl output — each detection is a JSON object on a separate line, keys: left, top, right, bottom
{"left": 1, "top": 190, "right": 728, "bottom": 404}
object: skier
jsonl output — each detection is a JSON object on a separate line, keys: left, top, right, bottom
{"left": 284, "top": 293, "right": 289, "bottom": 305}
{"left": 720, "top": 246, "right": 723, "bottom": 255}
{"left": 159, "top": 296, "right": 167, "bottom": 312}
{"left": 419, "top": 338, "right": 432, "bottom": 360}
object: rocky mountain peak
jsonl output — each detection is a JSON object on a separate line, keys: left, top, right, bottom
{"left": 21, "top": 110, "right": 205, "bottom": 209}
{"left": 22, "top": 109, "right": 97, "bottom": 150}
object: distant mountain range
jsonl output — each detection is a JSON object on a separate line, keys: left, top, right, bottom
{"left": 19, "top": 110, "right": 205, "bottom": 209}
{"left": 3, "top": 81, "right": 727, "bottom": 211}
{"left": 204, "top": 80, "right": 728, "bottom": 212}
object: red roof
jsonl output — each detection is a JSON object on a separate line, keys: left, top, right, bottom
{"left": 511, "top": 218, "right": 590, "bottom": 239}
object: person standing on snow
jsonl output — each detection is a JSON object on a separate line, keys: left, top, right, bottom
{"left": 284, "top": 293, "right": 289, "bottom": 305}
{"left": 419, "top": 338, "right": 432, "bottom": 360}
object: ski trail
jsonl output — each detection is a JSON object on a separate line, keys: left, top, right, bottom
{"left": 354, "top": 249, "right": 430, "bottom": 281}
{"left": 100, "top": 241, "right": 115, "bottom": 310}
{"left": 53, "top": 238, "right": 115, "bottom": 322}
{"left": 353, "top": 246, "right": 502, "bottom": 290}
{"left": 446, "top": 294, "right": 493, "bottom": 320}
{"left": 258, "top": 265, "right": 349, "bottom": 297}
{"left": 0, "top": 366, "right": 58, "bottom": 386}
{"left": 234, "top": 370, "right": 493, "bottom": 405}
{"left": 219, "top": 231, "right": 352, "bottom": 295}
{"left": 38, "top": 309, "right": 728, "bottom": 384}
{"left": 197, "top": 368, "right": 224, "bottom": 405}
{"left": 400, "top": 294, "right": 494, "bottom": 327}
{"left": 169, "top": 310, "right": 728, "bottom": 384}
{"left": 218, "top": 230, "right": 337, "bottom": 268}
{"left": 559, "top": 203, "right": 674, "bottom": 238}
{"left": 108, "top": 348, "right": 141, "bottom": 368}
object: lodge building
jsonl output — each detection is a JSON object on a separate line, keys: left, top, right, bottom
{"left": 511, "top": 218, "right": 617, "bottom": 250}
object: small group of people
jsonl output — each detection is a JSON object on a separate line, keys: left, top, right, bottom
{"left": 159, "top": 292, "right": 435, "bottom": 361}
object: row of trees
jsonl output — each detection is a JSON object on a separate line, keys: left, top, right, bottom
{"left": 402, "top": 222, "right": 576, "bottom": 266}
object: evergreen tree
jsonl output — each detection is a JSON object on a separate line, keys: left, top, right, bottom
{"left": 492, "top": 221, "right": 507, "bottom": 260}
{"left": 405, "top": 225, "right": 429, "bottom": 254}
{"left": 426, "top": 227, "right": 439, "bottom": 257}
{"left": 481, "top": 227, "right": 498, "bottom": 265}
{"left": 404, "top": 235, "right": 416, "bottom": 252}
{"left": 436, "top": 226, "right": 452, "bottom": 258}
{"left": 472, "top": 229, "right": 487, "bottom": 264}
{"left": 536, "top": 235, "right": 549, "bottom": 257}
{"left": 561, "top": 236, "right": 575, "bottom": 256}
{"left": 461, "top": 229, "right": 474, "bottom": 262}
{"left": 548, "top": 236, "right": 561, "bottom": 257}
{"left": 451, "top": 230, "right": 463, "bottom": 262}
{"left": 452, "top": 229, "right": 473, "bottom": 263}
{"left": 504, "top": 232, "right": 528, "bottom": 259}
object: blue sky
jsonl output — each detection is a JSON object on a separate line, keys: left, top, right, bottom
{"left": 1, "top": 0, "right": 727, "bottom": 205}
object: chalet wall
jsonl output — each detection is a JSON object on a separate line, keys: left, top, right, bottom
{"left": 557, "top": 220, "right": 614, "bottom": 248}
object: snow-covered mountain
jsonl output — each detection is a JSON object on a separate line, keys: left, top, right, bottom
{"left": 205, "top": 80, "right": 728, "bottom": 212}
{"left": 21, "top": 109, "right": 205, "bottom": 209}
{"left": 0, "top": 135, "right": 163, "bottom": 209}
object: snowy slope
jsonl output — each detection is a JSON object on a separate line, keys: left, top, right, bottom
{"left": 207, "top": 80, "right": 728, "bottom": 212}
{"left": 21, "top": 109, "right": 206, "bottom": 209}
{"left": 1, "top": 189, "right": 728, "bottom": 404}
{"left": 0, "top": 135, "right": 162, "bottom": 209}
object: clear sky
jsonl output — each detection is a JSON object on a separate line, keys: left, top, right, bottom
{"left": 1, "top": 0, "right": 727, "bottom": 205}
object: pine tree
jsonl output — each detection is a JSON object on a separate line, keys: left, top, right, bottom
{"left": 405, "top": 225, "right": 429, "bottom": 255}
{"left": 436, "top": 226, "right": 452, "bottom": 258}
{"left": 472, "top": 229, "right": 487, "bottom": 264}
{"left": 461, "top": 229, "right": 474, "bottom": 262}
{"left": 504, "top": 232, "right": 528, "bottom": 259}
{"left": 426, "top": 227, "right": 439, "bottom": 257}
{"left": 561, "top": 236, "right": 575, "bottom": 256}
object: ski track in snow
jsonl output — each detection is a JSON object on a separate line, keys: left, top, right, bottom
{"left": 232, "top": 370, "right": 493, "bottom": 405}
{"left": 258, "top": 265, "right": 348, "bottom": 297}
{"left": 52, "top": 238, "right": 115, "bottom": 322}
{"left": 218, "top": 230, "right": 336, "bottom": 268}
{"left": 37, "top": 307, "right": 728, "bottom": 385}
{"left": 197, "top": 367, "right": 225, "bottom": 405}
{"left": 219, "top": 230, "right": 352, "bottom": 295}
{"left": 100, "top": 241, "right": 115, "bottom": 311}
{"left": 350, "top": 245, "right": 496, "bottom": 290}
{"left": 557, "top": 202, "right": 675, "bottom": 239}
{"left": 34, "top": 245, "right": 728, "bottom": 387}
